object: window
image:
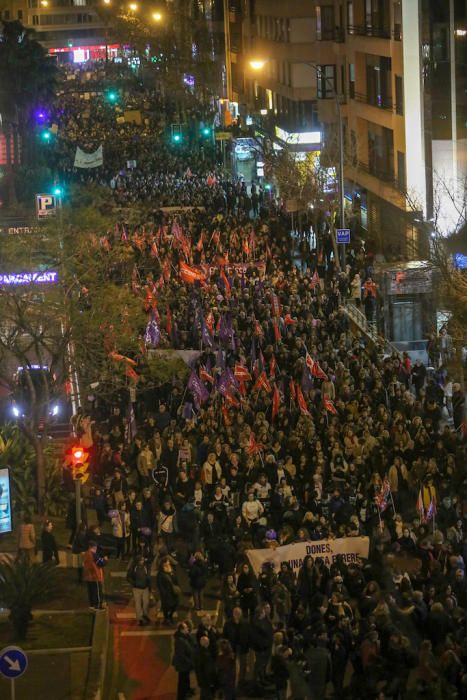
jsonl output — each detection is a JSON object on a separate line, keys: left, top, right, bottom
{"left": 393, "top": 0, "right": 402, "bottom": 39}
{"left": 351, "top": 130, "right": 357, "bottom": 166}
{"left": 349, "top": 63, "right": 355, "bottom": 98}
{"left": 32, "top": 14, "right": 39, "bottom": 24}
{"left": 317, "top": 65, "right": 336, "bottom": 98}
{"left": 397, "top": 151, "right": 406, "bottom": 191}
{"left": 316, "top": 5, "right": 335, "bottom": 40}
{"left": 368, "top": 123, "right": 394, "bottom": 180}
{"left": 395, "top": 75, "right": 403, "bottom": 115}
{"left": 17, "top": 9, "right": 23, "bottom": 19}
{"left": 366, "top": 55, "right": 392, "bottom": 108}
{"left": 3, "top": 9, "right": 10, "bottom": 19}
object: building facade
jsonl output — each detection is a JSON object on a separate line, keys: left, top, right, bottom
{"left": 227, "top": 0, "right": 466, "bottom": 259}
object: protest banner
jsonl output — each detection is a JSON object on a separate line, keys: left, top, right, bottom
{"left": 74, "top": 145, "right": 103, "bottom": 168}
{"left": 246, "top": 537, "right": 370, "bottom": 576}
{"left": 201, "top": 262, "right": 266, "bottom": 278}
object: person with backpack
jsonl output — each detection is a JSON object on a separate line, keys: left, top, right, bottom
{"left": 127, "top": 554, "right": 151, "bottom": 626}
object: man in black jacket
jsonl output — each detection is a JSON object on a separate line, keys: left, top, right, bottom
{"left": 249, "top": 603, "right": 273, "bottom": 685}
{"left": 173, "top": 622, "right": 196, "bottom": 700}
{"left": 223, "top": 606, "right": 250, "bottom": 684}
{"left": 126, "top": 555, "right": 151, "bottom": 625}
{"left": 195, "top": 634, "right": 217, "bottom": 700}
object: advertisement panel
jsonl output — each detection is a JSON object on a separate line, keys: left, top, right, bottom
{"left": 0, "top": 468, "right": 13, "bottom": 535}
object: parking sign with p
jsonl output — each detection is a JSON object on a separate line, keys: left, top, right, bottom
{"left": 36, "top": 193, "right": 59, "bottom": 219}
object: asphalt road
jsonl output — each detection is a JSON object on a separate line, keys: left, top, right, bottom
{"left": 104, "top": 556, "right": 222, "bottom": 700}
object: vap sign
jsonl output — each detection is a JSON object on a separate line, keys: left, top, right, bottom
{"left": 36, "top": 193, "right": 60, "bottom": 219}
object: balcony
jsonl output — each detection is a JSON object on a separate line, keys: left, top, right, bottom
{"left": 348, "top": 24, "right": 392, "bottom": 40}
{"left": 317, "top": 27, "right": 345, "bottom": 43}
{"left": 354, "top": 91, "right": 393, "bottom": 112}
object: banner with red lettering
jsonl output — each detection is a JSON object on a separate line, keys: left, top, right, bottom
{"left": 200, "top": 262, "right": 266, "bottom": 278}
{"left": 246, "top": 537, "right": 370, "bottom": 576}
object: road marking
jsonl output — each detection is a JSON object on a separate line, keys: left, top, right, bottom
{"left": 110, "top": 571, "right": 128, "bottom": 578}
{"left": 115, "top": 612, "right": 135, "bottom": 620}
{"left": 120, "top": 629, "right": 175, "bottom": 637}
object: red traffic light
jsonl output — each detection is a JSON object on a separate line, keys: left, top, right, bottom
{"left": 72, "top": 447, "right": 84, "bottom": 461}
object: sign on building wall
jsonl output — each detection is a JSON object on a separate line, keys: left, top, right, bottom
{"left": 0, "top": 468, "right": 12, "bottom": 535}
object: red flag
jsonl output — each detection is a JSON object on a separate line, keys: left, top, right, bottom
{"left": 150, "top": 241, "right": 159, "bottom": 258}
{"left": 179, "top": 261, "right": 206, "bottom": 284}
{"left": 166, "top": 304, "right": 173, "bottom": 339}
{"left": 305, "top": 352, "right": 315, "bottom": 373}
{"left": 247, "top": 432, "right": 264, "bottom": 455}
{"left": 296, "top": 385, "right": 310, "bottom": 416}
{"left": 222, "top": 404, "right": 232, "bottom": 426}
{"left": 162, "top": 259, "right": 171, "bottom": 282}
{"left": 273, "top": 318, "right": 281, "bottom": 344}
{"left": 271, "top": 293, "right": 282, "bottom": 318}
{"left": 125, "top": 366, "right": 139, "bottom": 382}
{"left": 234, "top": 364, "right": 252, "bottom": 381}
{"left": 200, "top": 367, "right": 214, "bottom": 384}
{"left": 284, "top": 314, "right": 297, "bottom": 326}
{"left": 220, "top": 268, "right": 231, "bottom": 298}
{"left": 254, "top": 320, "right": 263, "bottom": 337}
{"left": 312, "top": 362, "right": 328, "bottom": 380}
{"left": 272, "top": 385, "right": 281, "bottom": 421}
{"left": 224, "top": 388, "right": 240, "bottom": 408}
{"left": 324, "top": 398, "right": 337, "bottom": 415}
{"left": 206, "top": 311, "right": 215, "bottom": 333}
{"left": 289, "top": 379, "right": 296, "bottom": 401}
{"left": 196, "top": 235, "right": 204, "bottom": 252}
{"left": 211, "top": 229, "right": 220, "bottom": 246}
{"left": 310, "top": 270, "right": 320, "bottom": 289}
{"left": 253, "top": 371, "right": 272, "bottom": 394}
{"left": 243, "top": 238, "right": 250, "bottom": 257}
{"left": 269, "top": 355, "right": 277, "bottom": 378}
{"left": 238, "top": 380, "right": 247, "bottom": 397}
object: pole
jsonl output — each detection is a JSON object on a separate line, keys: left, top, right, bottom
{"left": 11, "top": 679, "right": 15, "bottom": 700}
{"left": 75, "top": 478, "right": 82, "bottom": 527}
{"left": 223, "top": 0, "right": 232, "bottom": 102}
{"left": 335, "top": 92, "right": 346, "bottom": 269}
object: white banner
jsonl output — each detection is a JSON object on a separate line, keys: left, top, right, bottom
{"left": 74, "top": 145, "right": 103, "bottom": 169}
{"left": 246, "top": 537, "right": 370, "bottom": 576}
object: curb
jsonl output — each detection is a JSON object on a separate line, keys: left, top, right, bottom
{"left": 85, "top": 609, "right": 109, "bottom": 700}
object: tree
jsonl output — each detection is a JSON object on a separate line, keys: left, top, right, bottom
{"left": 0, "top": 557, "right": 58, "bottom": 640}
{"left": 0, "top": 21, "right": 57, "bottom": 205}
{"left": 0, "top": 193, "right": 147, "bottom": 511}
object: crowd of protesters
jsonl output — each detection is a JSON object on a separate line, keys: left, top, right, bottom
{"left": 66, "top": 198, "right": 467, "bottom": 700}
{"left": 50, "top": 61, "right": 467, "bottom": 700}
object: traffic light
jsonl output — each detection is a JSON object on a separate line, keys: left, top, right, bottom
{"left": 53, "top": 185, "right": 63, "bottom": 196}
{"left": 201, "top": 126, "right": 211, "bottom": 138}
{"left": 106, "top": 91, "right": 119, "bottom": 104}
{"left": 65, "top": 445, "right": 90, "bottom": 482}
{"left": 171, "top": 123, "right": 183, "bottom": 144}
{"left": 40, "top": 129, "right": 51, "bottom": 142}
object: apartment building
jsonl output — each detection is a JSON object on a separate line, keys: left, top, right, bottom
{"left": 228, "top": 0, "right": 466, "bottom": 258}
{"left": 0, "top": 0, "right": 108, "bottom": 55}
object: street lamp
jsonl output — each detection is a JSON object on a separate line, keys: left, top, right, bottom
{"left": 151, "top": 11, "right": 162, "bottom": 21}
{"left": 246, "top": 56, "right": 346, "bottom": 268}
{"left": 128, "top": 2, "right": 138, "bottom": 10}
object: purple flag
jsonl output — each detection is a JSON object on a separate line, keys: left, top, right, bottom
{"left": 144, "top": 316, "right": 161, "bottom": 347}
{"left": 182, "top": 402, "right": 194, "bottom": 419}
{"left": 187, "top": 370, "right": 209, "bottom": 409}
{"left": 216, "top": 348, "right": 225, "bottom": 370}
{"left": 226, "top": 367, "right": 239, "bottom": 389}
{"left": 201, "top": 317, "right": 213, "bottom": 347}
{"left": 217, "top": 370, "right": 233, "bottom": 396}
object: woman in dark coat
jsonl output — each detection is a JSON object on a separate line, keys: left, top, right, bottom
{"left": 297, "top": 555, "right": 315, "bottom": 610}
{"left": 236, "top": 562, "right": 258, "bottom": 620}
{"left": 172, "top": 621, "right": 196, "bottom": 700}
{"left": 41, "top": 520, "right": 59, "bottom": 564}
{"left": 216, "top": 639, "right": 236, "bottom": 700}
{"left": 156, "top": 558, "right": 180, "bottom": 624}
{"left": 188, "top": 551, "right": 209, "bottom": 611}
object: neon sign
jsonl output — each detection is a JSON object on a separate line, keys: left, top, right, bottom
{"left": 0, "top": 271, "right": 58, "bottom": 286}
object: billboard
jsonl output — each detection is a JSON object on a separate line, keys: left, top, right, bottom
{"left": 0, "top": 468, "right": 12, "bottom": 535}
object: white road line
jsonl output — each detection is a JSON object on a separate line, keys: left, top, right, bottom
{"left": 120, "top": 629, "right": 175, "bottom": 637}
{"left": 110, "top": 571, "right": 128, "bottom": 578}
{"left": 115, "top": 612, "right": 135, "bottom": 620}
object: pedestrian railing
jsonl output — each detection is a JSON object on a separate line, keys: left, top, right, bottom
{"left": 343, "top": 301, "right": 400, "bottom": 357}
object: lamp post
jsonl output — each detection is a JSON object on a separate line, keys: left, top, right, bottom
{"left": 249, "top": 58, "right": 346, "bottom": 269}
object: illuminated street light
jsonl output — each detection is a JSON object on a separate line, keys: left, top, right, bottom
{"left": 103, "top": 0, "right": 111, "bottom": 4}
{"left": 152, "top": 11, "right": 162, "bottom": 21}
{"left": 249, "top": 59, "right": 266, "bottom": 71}
{"left": 128, "top": 2, "right": 138, "bottom": 10}
{"left": 40, "top": 0, "right": 48, "bottom": 6}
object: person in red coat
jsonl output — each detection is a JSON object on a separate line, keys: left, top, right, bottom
{"left": 83, "top": 541, "right": 107, "bottom": 610}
